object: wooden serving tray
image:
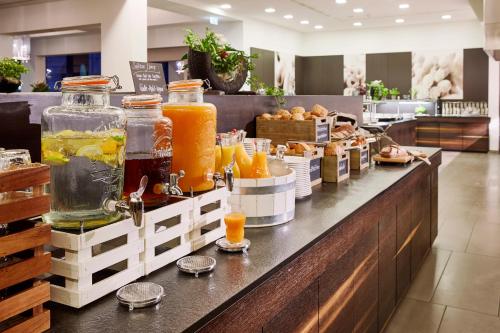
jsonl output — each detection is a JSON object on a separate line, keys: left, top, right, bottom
{"left": 373, "top": 154, "right": 414, "bottom": 164}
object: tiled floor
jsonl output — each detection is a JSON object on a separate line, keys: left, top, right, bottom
{"left": 385, "top": 151, "right": 500, "bottom": 332}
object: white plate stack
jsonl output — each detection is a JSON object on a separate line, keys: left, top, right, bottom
{"left": 284, "top": 156, "right": 312, "bottom": 199}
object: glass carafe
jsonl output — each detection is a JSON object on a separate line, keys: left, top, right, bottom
{"left": 162, "top": 80, "right": 216, "bottom": 192}
{"left": 122, "top": 94, "right": 172, "bottom": 207}
{"left": 219, "top": 132, "right": 240, "bottom": 178}
{"left": 249, "top": 139, "right": 271, "bottom": 178}
{"left": 41, "top": 75, "right": 126, "bottom": 230}
{"left": 234, "top": 130, "right": 252, "bottom": 178}
{"left": 268, "top": 145, "right": 289, "bottom": 176}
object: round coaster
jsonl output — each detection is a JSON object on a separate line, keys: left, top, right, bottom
{"left": 176, "top": 255, "right": 216, "bottom": 277}
{"left": 215, "top": 238, "right": 251, "bottom": 253}
{"left": 116, "top": 282, "right": 164, "bottom": 311}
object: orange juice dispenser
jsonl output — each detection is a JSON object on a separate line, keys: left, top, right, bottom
{"left": 162, "top": 80, "right": 216, "bottom": 192}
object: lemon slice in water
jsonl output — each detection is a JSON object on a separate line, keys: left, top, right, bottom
{"left": 76, "top": 145, "right": 103, "bottom": 160}
{"left": 43, "top": 150, "right": 70, "bottom": 166}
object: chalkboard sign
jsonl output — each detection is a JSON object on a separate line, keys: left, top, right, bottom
{"left": 129, "top": 61, "right": 166, "bottom": 94}
{"left": 339, "top": 158, "right": 349, "bottom": 176}
{"left": 316, "top": 123, "right": 330, "bottom": 142}
{"left": 309, "top": 158, "right": 322, "bottom": 182}
{"left": 361, "top": 150, "right": 369, "bottom": 165}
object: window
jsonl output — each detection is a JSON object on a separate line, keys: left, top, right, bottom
{"left": 45, "top": 53, "right": 101, "bottom": 91}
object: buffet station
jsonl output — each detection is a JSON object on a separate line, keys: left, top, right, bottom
{"left": 0, "top": 72, "right": 441, "bottom": 333}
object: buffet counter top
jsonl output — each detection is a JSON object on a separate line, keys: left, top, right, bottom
{"left": 48, "top": 147, "right": 441, "bottom": 333}
{"left": 362, "top": 117, "right": 417, "bottom": 129}
{"left": 416, "top": 115, "right": 490, "bottom": 119}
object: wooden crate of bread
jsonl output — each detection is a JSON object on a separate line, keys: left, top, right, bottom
{"left": 284, "top": 142, "right": 324, "bottom": 186}
{"left": 0, "top": 164, "right": 51, "bottom": 333}
{"left": 321, "top": 150, "right": 350, "bottom": 183}
{"left": 349, "top": 143, "right": 370, "bottom": 171}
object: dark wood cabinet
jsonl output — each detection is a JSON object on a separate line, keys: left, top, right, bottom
{"left": 199, "top": 154, "right": 440, "bottom": 333}
{"left": 417, "top": 117, "right": 490, "bottom": 152}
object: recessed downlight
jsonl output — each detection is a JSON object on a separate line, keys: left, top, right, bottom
{"left": 395, "top": 18, "right": 405, "bottom": 23}
{"left": 220, "top": 4, "right": 231, "bottom": 9}
{"left": 300, "top": 20, "right": 310, "bottom": 25}
{"left": 314, "top": 25, "right": 323, "bottom": 30}
{"left": 264, "top": 7, "right": 275, "bottom": 13}
{"left": 336, "top": 0, "right": 347, "bottom": 4}
{"left": 284, "top": 14, "right": 293, "bottom": 19}
{"left": 399, "top": 3, "right": 410, "bottom": 9}
{"left": 353, "top": 8, "right": 364, "bottom": 13}
{"left": 441, "top": 14, "right": 452, "bottom": 20}
{"left": 353, "top": 22, "right": 362, "bottom": 27}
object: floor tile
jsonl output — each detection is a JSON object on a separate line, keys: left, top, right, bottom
{"left": 407, "top": 249, "right": 452, "bottom": 302}
{"left": 433, "top": 218, "right": 475, "bottom": 252}
{"left": 467, "top": 223, "right": 500, "bottom": 257}
{"left": 384, "top": 298, "right": 445, "bottom": 333}
{"left": 431, "top": 252, "right": 500, "bottom": 315}
{"left": 438, "top": 307, "right": 500, "bottom": 333}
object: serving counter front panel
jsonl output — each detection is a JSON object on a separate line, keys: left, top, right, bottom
{"left": 199, "top": 152, "right": 439, "bottom": 333}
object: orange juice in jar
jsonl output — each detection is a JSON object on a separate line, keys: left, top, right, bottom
{"left": 235, "top": 130, "right": 252, "bottom": 178}
{"left": 249, "top": 138, "right": 271, "bottom": 178}
{"left": 162, "top": 80, "right": 216, "bottom": 192}
{"left": 224, "top": 212, "right": 246, "bottom": 243}
{"left": 219, "top": 132, "right": 240, "bottom": 178}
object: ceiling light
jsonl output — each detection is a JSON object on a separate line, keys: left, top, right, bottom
{"left": 353, "top": 8, "right": 364, "bottom": 13}
{"left": 264, "top": 7, "right": 275, "bottom": 13}
{"left": 395, "top": 18, "right": 405, "bottom": 23}
{"left": 336, "top": 0, "right": 347, "bottom": 4}
{"left": 441, "top": 14, "right": 452, "bottom": 20}
{"left": 353, "top": 22, "right": 362, "bottom": 27}
{"left": 399, "top": 3, "right": 410, "bottom": 9}
{"left": 209, "top": 16, "right": 219, "bottom": 25}
{"left": 300, "top": 20, "right": 310, "bottom": 25}
{"left": 284, "top": 14, "right": 293, "bottom": 19}
{"left": 220, "top": 4, "right": 231, "bottom": 9}
{"left": 314, "top": 25, "right": 323, "bottom": 30}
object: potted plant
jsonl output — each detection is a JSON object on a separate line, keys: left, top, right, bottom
{"left": 0, "top": 58, "right": 29, "bottom": 93}
{"left": 31, "top": 81, "right": 49, "bottom": 92}
{"left": 182, "top": 29, "right": 257, "bottom": 94}
{"left": 367, "top": 80, "right": 386, "bottom": 101}
{"left": 389, "top": 88, "right": 400, "bottom": 100}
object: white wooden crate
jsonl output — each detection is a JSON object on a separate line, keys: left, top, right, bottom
{"left": 48, "top": 217, "right": 144, "bottom": 308}
{"left": 143, "top": 187, "right": 229, "bottom": 275}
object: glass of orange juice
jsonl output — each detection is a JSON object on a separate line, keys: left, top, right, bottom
{"left": 224, "top": 210, "right": 246, "bottom": 244}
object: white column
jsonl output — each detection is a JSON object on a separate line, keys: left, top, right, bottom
{"left": 488, "top": 58, "right": 500, "bottom": 151}
{"left": 100, "top": 0, "right": 148, "bottom": 92}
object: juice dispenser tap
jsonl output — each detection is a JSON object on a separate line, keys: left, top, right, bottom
{"left": 168, "top": 171, "right": 185, "bottom": 196}
{"left": 104, "top": 176, "right": 148, "bottom": 227}
{"left": 224, "top": 154, "right": 236, "bottom": 192}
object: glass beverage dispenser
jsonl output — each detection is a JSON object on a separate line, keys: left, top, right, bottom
{"left": 41, "top": 75, "right": 137, "bottom": 230}
{"left": 162, "top": 80, "right": 216, "bottom": 193}
{"left": 122, "top": 94, "right": 173, "bottom": 207}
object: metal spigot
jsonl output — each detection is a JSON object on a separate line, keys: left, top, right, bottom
{"left": 104, "top": 175, "right": 148, "bottom": 227}
{"left": 213, "top": 172, "right": 224, "bottom": 189}
{"left": 168, "top": 170, "right": 184, "bottom": 196}
{"left": 224, "top": 154, "right": 236, "bottom": 192}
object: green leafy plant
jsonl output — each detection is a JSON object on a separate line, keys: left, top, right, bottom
{"left": 367, "top": 80, "right": 387, "bottom": 101}
{"left": 182, "top": 29, "right": 257, "bottom": 81}
{"left": 265, "top": 85, "right": 286, "bottom": 109}
{"left": 31, "top": 81, "right": 49, "bottom": 92}
{"left": 389, "top": 88, "right": 400, "bottom": 96}
{"left": 0, "top": 58, "right": 29, "bottom": 83}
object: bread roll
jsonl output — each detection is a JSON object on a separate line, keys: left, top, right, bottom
{"left": 325, "top": 142, "right": 344, "bottom": 156}
{"left": 311, "top": 104, "right": 329, "bottom": 117}
{"left": 380, "top": 145, "right": 408, "bottom": 158}
{"left": 260, "top": 113, "right": 272, "bottom": 120}
{"left": 295, "top": 142, "right": 312, "bottom": 155}
{"left": 277, "top": 109, "right": 292, "bottom": 120}
{"left": 292, "top": 113, "right": 305, "bottom": 121}
{"left": 291, "top": 106, "right": 306, "bottom": 114}
{"left": 272, "top": 114, "right": 283, "bottom": 120}
{"left": 303, "top": 112, "right": 312, "bottom": 120}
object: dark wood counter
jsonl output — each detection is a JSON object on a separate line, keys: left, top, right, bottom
{"left": 416, "top": 116, "right": 490, "bottom": 152}
{"left": 48, "top": 147, "right": 441, "bottom": 333}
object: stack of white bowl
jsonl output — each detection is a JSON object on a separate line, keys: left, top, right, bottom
{"left": 284, "top": 156, "right": 312, "bottom": 199}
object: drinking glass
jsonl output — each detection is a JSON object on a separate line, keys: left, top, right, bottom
{"left": 224, "top": 205, "right": 246, "bottom": 244}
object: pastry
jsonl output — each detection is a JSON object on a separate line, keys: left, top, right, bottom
{"left": 294, "top": 142, "right": 312, "bottom": 155}
{"left": 260, "top": 113, "right": 272, "bottom": 120}
{"left": 291, "top": 113, "right": 305, "bottom": 121}
{"left": 303, "top": 111, "right": 312, "bottom": 120}
{"left": 311, "top": 104, "right": 329, "bottom": 117}
{"left": 291, "top": 106, "right": 306, "bottom": 114}
{"left": 277, "top": 109, "right": 292, "bottom": 120}
{"left": 272, "top": 114, "right": 283, "bottom": 120}
{"left": 325, "top": 142, "right": 344, "bottom": 156}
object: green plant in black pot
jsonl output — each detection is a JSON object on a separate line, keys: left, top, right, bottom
{"left": 182, "top": 28, "right": 257, "bottom": 94}
{"left": 31, "top": 81, "right": 50, "bottom": 92}
{"left": 0, "top": 58, "right": 29, "bottom": 93}
{"left": 367, "top": 80, "right": 386, "bottom": 101}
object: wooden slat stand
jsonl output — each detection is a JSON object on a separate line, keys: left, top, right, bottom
{"left": 0, "top": 164, "right": 51, "bottom": 333}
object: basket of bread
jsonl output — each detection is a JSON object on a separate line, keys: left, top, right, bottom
{"left": 256, "top": 104, "right": 335, "bottom": 145}
{"left": 321, "top": 141, "right": 350, "bottom": 183}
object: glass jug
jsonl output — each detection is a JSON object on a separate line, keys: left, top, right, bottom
{"left": 41, "top": 75, "right": 126, "bottom": 230}
{"left": 122, "top": 94, "right": 172, "bottom": 207}
{"left": 162, "top": 80, "right": 216, "bottom": 192}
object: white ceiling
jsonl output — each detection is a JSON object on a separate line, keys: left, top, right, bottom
{"left": 199, "top": 0, "right": 477, "bottom": 32}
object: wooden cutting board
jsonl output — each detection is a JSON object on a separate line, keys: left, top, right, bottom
{"left": 373, "top": 154, "right": 414, "bottom": 164}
